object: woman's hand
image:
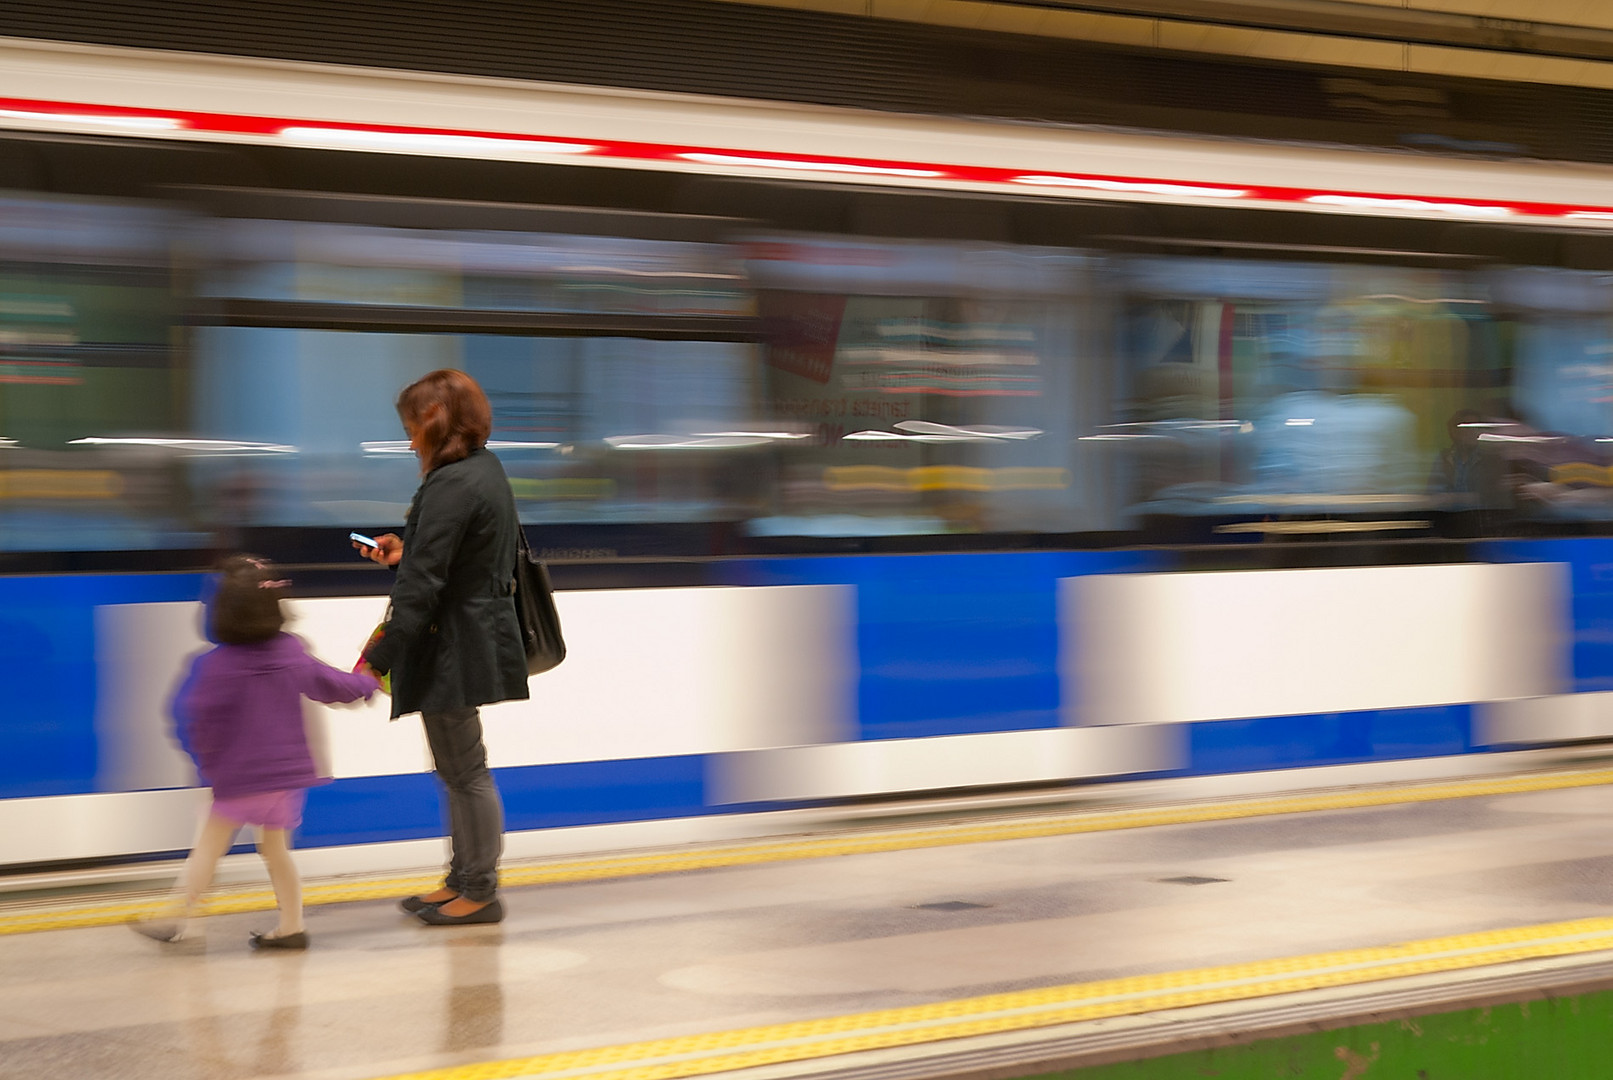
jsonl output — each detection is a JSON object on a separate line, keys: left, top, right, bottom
{"left": 353, "top": 659, "right": 390, "bottom": 696}
{"left": 354, "top": 533, "right": 403, "bottom": 567}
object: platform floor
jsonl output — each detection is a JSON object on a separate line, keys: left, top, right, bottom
{"left": 10, "top": 770, "right": 1613, "bottom": 1080}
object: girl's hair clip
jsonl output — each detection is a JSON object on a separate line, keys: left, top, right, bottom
{"left": 259, "top": 579, "right": 292, "bottom": 589}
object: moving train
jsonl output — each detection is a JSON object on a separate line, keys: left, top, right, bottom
{"left": 5, "top": 35, "right": 1613, "bottom": 875}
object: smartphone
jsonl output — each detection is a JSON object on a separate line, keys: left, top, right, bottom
{"left": 350, "top": 532, "right": 379, "bottom": 549}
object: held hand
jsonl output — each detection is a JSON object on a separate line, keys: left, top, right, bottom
{"left": 353, "top": 533, "right": 403, "bottom": 567}
{"left": 353, "top": 659, "right": 390, "bottom": 696}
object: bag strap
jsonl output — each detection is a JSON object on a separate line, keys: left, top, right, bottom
{"left": 514, "top": 523, "right": 535, "bottom": 587}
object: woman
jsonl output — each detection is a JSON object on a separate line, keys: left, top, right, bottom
{"left": 358, "top": 369, "right": 529, "bottom": 925}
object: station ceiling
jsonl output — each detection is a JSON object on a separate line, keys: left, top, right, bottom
{"left": 714, "top": 0, "right": 1613, "bottom": 89}
{"left": 9, "top": 0, "right": 1613, "bottom": 168}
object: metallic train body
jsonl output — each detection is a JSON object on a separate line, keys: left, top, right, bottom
{"left": 6, "top": 37, "right": 1613, "bottom": 874}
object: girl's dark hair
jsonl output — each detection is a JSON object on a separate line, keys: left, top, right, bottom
{"left": 208, "top": 555, "right": 287, "bottom": 644}
{"left": 397, "top": 369, "right": 492, "bottom": 473}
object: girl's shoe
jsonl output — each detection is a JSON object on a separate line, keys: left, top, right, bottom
{"left": 249, "top": 929, "right": 309, "bottom": 950}
{"left": 130, "top": 919, "right": 188, "bottom": 944}
{"left": 416, "top": 897, "right": 504, "bottom": 925}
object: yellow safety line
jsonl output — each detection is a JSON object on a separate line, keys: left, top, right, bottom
{"left": 368, "top": 915, "right": 1613, "bottom": 1080}
{"left": 7, "top": 764, "right": 1613, "bottom": 937}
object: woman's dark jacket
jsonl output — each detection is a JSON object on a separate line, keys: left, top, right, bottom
{"left": 363, "top": 447, "right": 530, "bottom": 718}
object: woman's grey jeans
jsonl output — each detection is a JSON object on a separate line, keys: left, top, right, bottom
{"left": 422, "top": 707, "right": 504, "bottom": 903}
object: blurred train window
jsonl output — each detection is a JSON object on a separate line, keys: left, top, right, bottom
{"left": 0, "top": 194, "right": 192, "bottom": 552}
{"left": 189, "top": 213, "right": 762, "bottom": 534}
{"left": 1106, "top": 257, "right": 1511, "bottom": 525}
{"left": 197, "top": 219, "right": 750, "bottom": 316}
{"left": 17, "top": 161, "right": 1613, "bottom": 563}
{"left": 189, "top": 329, "right": 759, "bottom": 531}
{"left": 1490, "top": 267, "right": 1613, "bottom": 521}
{"left": 744, "top": 236, "right": 1108, "bottom": 537}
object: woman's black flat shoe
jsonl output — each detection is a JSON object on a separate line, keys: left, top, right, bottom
{"left": 415, "top": 898, "right": 504, "bottom": 926}
{"left": 399, "top": 894, "right": 452, "bottom": 914}
{"left": 249, "top": 930, "right": 309, "bottom": 950}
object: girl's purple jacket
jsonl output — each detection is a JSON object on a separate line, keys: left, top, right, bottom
{"left": 173, "top": 633, "right": 380, "bottom": 799}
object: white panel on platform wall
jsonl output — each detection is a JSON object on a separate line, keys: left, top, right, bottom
{"left": 1475, "top": 693, "right": 1613, "bottom": 746}
{"left": 479, "top": 584, "right": 856, "bottom": 769}
{"left": 710, "top": 583, "right": 857, "bottom": 750}
{"left": 710, "top": 725, "right": 1183, "bottom": 803}
{"left": 0, "top": 788, "right": 207, "bottom": 864}
{"left": 94, "top": 602, "right": 205, "bottom": 792}
{"left": 1062, "top": 563, "right": 1570, "bottom": 726}
{"left": 95, "top": 585, "right": 855, "bottom": 785}
{"left": 280, "top": 596, "right": 434, "bottom": 779}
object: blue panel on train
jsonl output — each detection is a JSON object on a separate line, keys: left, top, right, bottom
{"left": 855, "top": 554, "right": 1057, "bottom": 741}
{"left": 1482, "top": 539, "right": 1613, "bottom": 692}
{"left": 1185, "top": 705, "right": 1473, "bottom": 775}
{"left": 733, "top": 551, "right": 1161, "bottom": 741}
{"left": 297, "top": 755, "right": 708, "bottom": 848}
{"left": 0, "top": 574, "right": 203, "bottom": 798}
{"left": 300, "top": 772, "right": 443, "bottom": 847}
{"left": 496, "top": 755, "right": 707, "bottom": 830}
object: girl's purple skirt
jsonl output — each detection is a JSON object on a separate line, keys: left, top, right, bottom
{"left": 210, "top": 789, "right": 306, "bottom": 830}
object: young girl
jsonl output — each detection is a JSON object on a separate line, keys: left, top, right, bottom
{"left": 133, "top": 555, "right": 381, "bottom": 949}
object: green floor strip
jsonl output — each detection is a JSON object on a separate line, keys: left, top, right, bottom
{"left": 1045, "top": 987, "right": 1613, "bottom": 1079}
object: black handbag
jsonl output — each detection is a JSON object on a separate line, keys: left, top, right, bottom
{"left": 514, "top": 526, "right": 566, "bottom": 675}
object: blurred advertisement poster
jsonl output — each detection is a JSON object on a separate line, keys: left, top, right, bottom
{"left": 761, "top": 291, "right": 844, "bottom": 385}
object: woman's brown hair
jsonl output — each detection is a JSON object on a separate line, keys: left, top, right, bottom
{"left": 397, "top": 369, "right": 492, "bottom": 473}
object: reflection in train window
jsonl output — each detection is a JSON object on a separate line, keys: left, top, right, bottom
{"left": 746, "top": 237, "right": 1108, "bottom": 537}
{"left": 1107, "top": 258, "right": 1508, "bottom": 522}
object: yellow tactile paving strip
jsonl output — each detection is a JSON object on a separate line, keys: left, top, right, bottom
{"left": 368, "top": 916, "right": 1613, "bottom": 1080}
{"left": 8, "top": 764, "right": 1613, "bottom": 937}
